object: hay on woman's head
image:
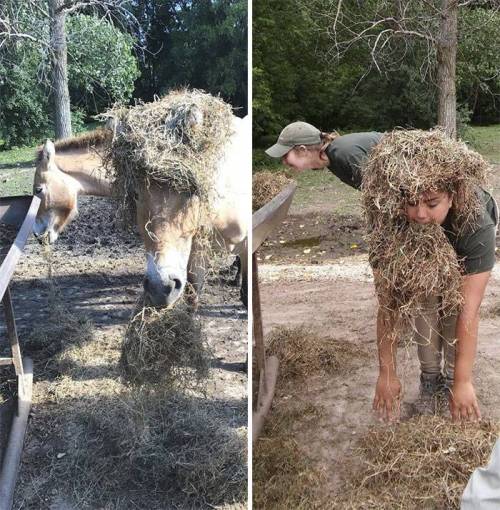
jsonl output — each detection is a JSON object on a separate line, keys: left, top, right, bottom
{"left": 362, "top": 128, "right": 489, "bottom": 234}
{"left": 362, "top": 128, "right": 491, "bottom": 326}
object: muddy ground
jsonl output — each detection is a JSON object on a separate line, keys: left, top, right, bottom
{"left": 256, "top": 166, "right": 500, "bottom": 505}
{"left": 0, "top": 196, "right": 247, "bottom": 509}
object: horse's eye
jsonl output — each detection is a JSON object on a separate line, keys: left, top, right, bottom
{"left": 35, "top": 185, "right": 43, "bottom": 194}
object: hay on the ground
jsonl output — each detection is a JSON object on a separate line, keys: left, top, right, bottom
{"left": 338, "top": 415, "right": 499, "bottom": 509}
{"left": 25, "top": 242, "right": 94, "bottom": 362}
{"left": 121, "top": 301, "right": 211, "bottom": 389}
{"left": 23, "top": 390, "right": 247, "bottom": 509}
{"left": 362, "top": 128, "right": 490, "bottom": 329}
{"left": 103, "top": 89, "right": 234, "bottom": 226}
{"left": 265, "top": 325, "right": 367, "bottom": 382}
{"left": 252, "top": 171, "right": 294, "bottom": 212}
{"left": 253, "top": 398, "right": 325, "bottom": 510}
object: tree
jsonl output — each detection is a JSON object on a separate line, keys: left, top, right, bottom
{"left": 304, "top": 0, "right": 500, "bottom": 138}
{"left": 132, "top": 0, "right": 248, "bottom": 114}
{"left": 1, "top": 0, "right": 139, "bottom": 141}
{"left": 0, "top": 3, "right": 138, "bottom": 148}
{"left": 49, "top": 0, "right": 71, "bottom": 138}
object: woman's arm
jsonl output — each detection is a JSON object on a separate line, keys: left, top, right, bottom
{"left": 373, "top": 306, "right": 401, "bottom": 422}
{"left": 450, "top": 271, "right": 491, "bottom": 422}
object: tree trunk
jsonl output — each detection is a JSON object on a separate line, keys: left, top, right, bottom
{"left": 49, "top": 0, "right": 72, "bottom": 140}
{"left": 436, "top": 0, "right": 458, "bottom": 139}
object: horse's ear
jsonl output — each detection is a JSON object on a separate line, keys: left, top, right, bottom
{"left": 42, "top": 139, "right": 55, "bottom": 162}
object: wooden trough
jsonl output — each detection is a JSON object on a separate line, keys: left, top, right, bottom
{"left": 252, "top": 182, "right": 296, "bottom": 442}
{"left": 0, "top": 194, "right": 41, "bottom": 510}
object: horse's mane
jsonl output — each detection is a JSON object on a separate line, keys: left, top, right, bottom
{"left": 36, "top": 128, "right": 112, "bottom": 161}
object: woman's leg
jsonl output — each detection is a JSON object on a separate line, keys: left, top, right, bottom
{"left": 414, "top": 297, "right": 443, "bottom": 381}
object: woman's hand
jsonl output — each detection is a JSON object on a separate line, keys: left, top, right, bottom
{"left": 449, "top": 380, "right": 481, "bottom": 422}
{"left": 373, "top": 372, "right": 401, "bottom": 423}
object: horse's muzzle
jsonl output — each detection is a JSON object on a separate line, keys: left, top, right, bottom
{"left": 143, "top": 275, "right": 184, "bottom": 307}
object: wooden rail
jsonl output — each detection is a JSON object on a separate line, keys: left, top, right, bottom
{"left": 252, "top": 183, "right": 296, "bottom": 442}
{"left": 0, "top": 194, "right": 41, "bottom": 510}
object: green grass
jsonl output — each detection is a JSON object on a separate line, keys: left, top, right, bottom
{"left": 0, "top": 146, "right": 37, "bottom": 197}
{"left": 467, "top": 125, "right": 500, "bottom": 164}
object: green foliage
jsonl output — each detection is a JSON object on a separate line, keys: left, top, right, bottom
{"left": 254, "top": 1, "right": 500, "bottom": 144}
{"left": 457, "top": 8, "right": 500, "bottom": 124}
{"left": 0, "top": 43, "right": 53, "bottom": 148}
{"left": 67, "top": 14, "right": 140, "bottom": 115}
{"left": 133, "top": 0, "right": 247, "bottom": 114}
{"left": 0, "top": 12, "right": 139, "bottom": 149}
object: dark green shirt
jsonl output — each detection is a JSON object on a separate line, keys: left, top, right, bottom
{"left": 443, "top": 188, "right": 498, "bottom": 275}
{"left": 326, "top": 132, "right": 383, "bottom": 189}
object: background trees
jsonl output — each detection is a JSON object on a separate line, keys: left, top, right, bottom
{"left": 0, "top": 0, "right": 247, "bottom": 148}
{"left": 253, "top": 0, "right": 500, "bottom": 144}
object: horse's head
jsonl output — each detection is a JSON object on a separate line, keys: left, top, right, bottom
{"left": 33, "top": 140, "right": 79, "bottom": 244}
{"left": 137, "top": 182, "right": 201, "bottom": 308}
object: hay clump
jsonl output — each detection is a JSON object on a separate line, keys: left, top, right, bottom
{"left": 371, "top": 222, "right": 464, "bottom": 321}
{"left": 266, "top": 325, "right": 367, "bottom": 382}
{"left": 337, "top": 415, "right": 500, "bottom": 509}
{"left": 103, "top": 89, "right": 234, "bottom": 226}
{"left": 121, "top": 301, "right": 212, "bottom": 389}
{"left": 362, "top": 128, "right": 489, "bottom": 232}
{"left": 252, "top": 171, "right": 294, "bottom": 211}
{"left": 362, "top": 128, "right": 490, "bottom": 328}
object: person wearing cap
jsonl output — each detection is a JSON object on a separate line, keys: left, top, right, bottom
{"left": 265, "top": 121, "right": 383, "bottom": 189}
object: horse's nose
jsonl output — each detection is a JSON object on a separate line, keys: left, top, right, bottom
{"left": 143, "top": 275, "right": 183, "bottom": 307}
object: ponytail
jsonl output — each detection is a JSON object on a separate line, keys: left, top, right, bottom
{"left": 320, "top": 131, "right": 340, "bottom": 151}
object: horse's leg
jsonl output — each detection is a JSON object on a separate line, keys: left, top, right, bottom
{"left": 230, "top": 256, "right": 242, "bottom": 287}
{"left": 239, "top": 252, "right": 248, "bottom": 308}
{"left": 186, "top": 236, "right": 206, "bottom": 310}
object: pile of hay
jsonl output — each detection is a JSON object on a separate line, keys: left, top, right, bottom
{"left": 252, "top": 171, "right": 294, "bottom": 212}
{"left": 362, "top": 129, "right": 490, "bottom": 326}
{"left": 21, "top": 390, "right": 247, "bottom": 508}
{"left": 121, "top": 301, "right": 212, "bottom": 389}
{"left": 104, "top": 89, "right": 234, "bottom": 226}
{"left": 265, "top": 325, "right": 367, "bottom": 382}
{"left": 253, "top": 400, "right": 325, "bottom": 509}
{"left": 338, "top": 415, "right": 499, "bottom": 509}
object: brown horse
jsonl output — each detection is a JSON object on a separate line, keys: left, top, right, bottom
{"left": 33, "top": 119, "right": 249, "bottom": 308}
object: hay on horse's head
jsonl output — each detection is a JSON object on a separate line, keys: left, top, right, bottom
{"left": 362, "top": 129, "right": 490, "bottom": 326}
{"left": 104, "top": 89, "right": 234, "bottom": 226}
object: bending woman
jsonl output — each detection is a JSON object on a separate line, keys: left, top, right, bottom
{"left": 266, "top": 123, "right": 497, "bottom": 423}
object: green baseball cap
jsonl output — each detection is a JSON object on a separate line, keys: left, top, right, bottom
{"left": 265, "top": 121, "right": 321, "bottom": 158}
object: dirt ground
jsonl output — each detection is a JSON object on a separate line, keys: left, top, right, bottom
{"left": 256, "top": 165, "right": 500, "bottom": 504}
{"left": 0, "top": 196, "right": 247, "bottom": 509}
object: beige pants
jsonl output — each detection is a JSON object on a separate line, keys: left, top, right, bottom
{"left": 413, "top": 296, "right": 457, "bottom": 380}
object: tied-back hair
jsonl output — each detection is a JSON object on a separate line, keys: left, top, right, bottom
{"left": 302, "top": 130, "right": 340, "bottom": 152}
{"left": 320, "top": 131, "right": 340, "bottom": 150}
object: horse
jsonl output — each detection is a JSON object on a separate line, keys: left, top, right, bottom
{"left": 33, "top": 118, "right": 249, "bottom": 308}
{"left": 33, "top": 129, "right": 112, "bottom": 243}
